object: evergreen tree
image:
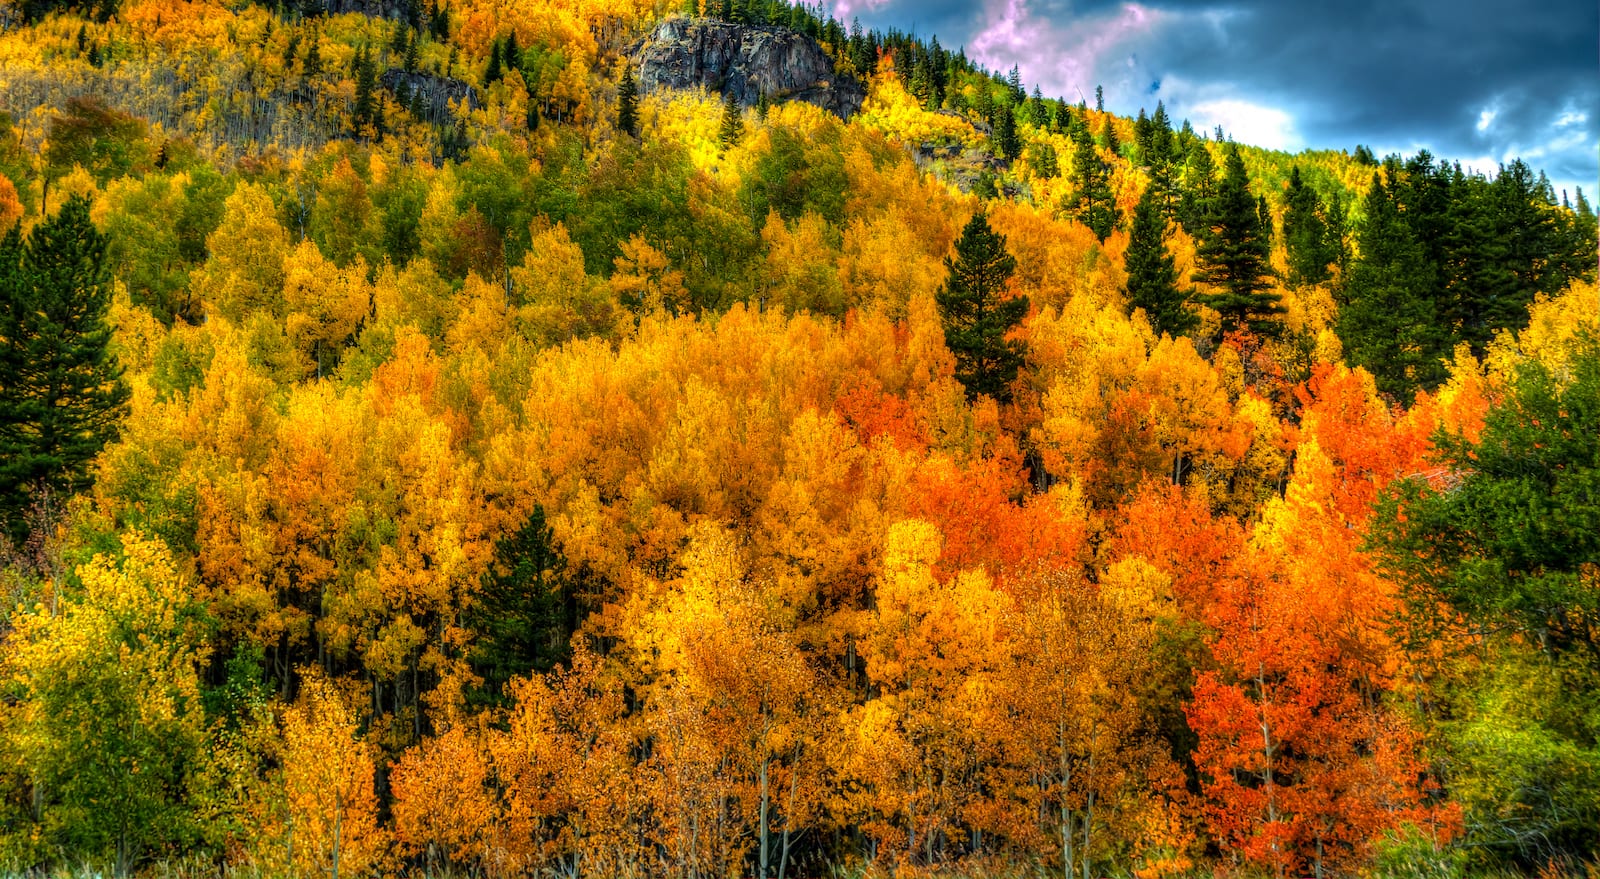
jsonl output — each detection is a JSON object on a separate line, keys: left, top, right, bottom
{"left": 502, "top": 30, "right": 521, "bottom": 72}
{"left": 718, "top": 88, "right": 743, "bottom": 150}
{"left": 352, "top": 45, "right": 377, "bottom": 135}
{"left": 403, "top": 31, "right": 419, "bottom": 72}
{"left": 1338, "top": 173, "right": 1447, "bottom": 398}
{"left": 937, "top": 210, "right": 1027, "bottom": 402}
{"left": 429, "top": 1, "right": 449, "bottom": 40}
{"left": 1133, "top": 108, "right": 1152, "bottom": 162}
{"left": 1439, "top": 168, "right": 1510, "bottom": 358}
{"left": 1125, "top": 185, "right": 1196, "bottom": 338}
{"left": 1068, "top": 121, "right": 1116, "bottom": 242}
{"left": 388, "top": 19, "right": 408, "bottom": 59}
{"left": 466, "top": 507, "right": 575, "bottom": 707}
{"left": 0, "top": 196, "right": 130, "bottom": 534}
{"left": 1191, "top": 142, "right": 1281, "bottom": 337}
{"left": 1282, "top": 166, "right": 1333, "bottom": 287}
{"left": 1145, "top": 102, "right": 1178, "bottom": 215}
{"left": 484, "top": 38, "right": 503, "bottom": 84}
{"left": 992, "top": 102, "right": 1020, "bottom": 162}
{"left": 617, "top": 62, "right": 639, "bottom": 138}
{"left": 1099, "top": 114, "right": 1120, "bottom": 156}
{"left": 1094, "top": 84, "right": 1103, "bottom": 112}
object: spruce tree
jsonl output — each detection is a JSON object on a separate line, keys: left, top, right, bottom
{"left": 1439, "top": 168, "right": 1509, "bottom": 357}
{"left": 352, "top": 45, "right": 377, "bottom": 135}
{"left": 992, "top": 102, "right": 1020, "bottom": 162}
{"left": 502, "top": 30, "right": 521, "bottom": 72}
{"left": 484, "top": 38, "right": 502, "bottom": 84}
{"left": 937, "top": 210, "right": 1027, "bottom": 402}
{"left": 1179, "top": 140, "right": 1216, "bottom": 236}
{"left": 388, "top": 19, "right": 408, "bottom": 59}
{"left": 1068, "top": 121, "right": 1116, "bottom": 242}
{"left": 1283, "top": 166, "right": 1333, "bottom": 287}
{"left": 717, "top": 88, "right": 743, "bottom": 150}
{"left": 1338, "top": 174, "right": 1447, "bottom": 399}
{"left": 617, "top": 62, "right": 639, "bottom": 138}
{"left": 1192, "top": 142, "right": 1281, "bottom": 337}
{"left": 1125, "top": 185, "right": 1196, "bottom": 338}
{"left": 1099, "top": 114, "right": 1120, "bottom": 157}
{"left": 0, "top": 196, "right": 130, "bottom": 534}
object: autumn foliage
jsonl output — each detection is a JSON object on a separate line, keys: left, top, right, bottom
{"left": 0, "top": 0, "right": 1595, "bottom": 876}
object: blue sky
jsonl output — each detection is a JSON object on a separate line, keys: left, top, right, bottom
{"left": 827, "top": 0, "right": 1598, "bottom": 202}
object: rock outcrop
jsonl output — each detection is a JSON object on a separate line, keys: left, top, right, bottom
{"left": 631, "top": 17, "right": 865, "bottom": 121}
{"left": 380, "top": 69, "right": 478, "bottom": 125}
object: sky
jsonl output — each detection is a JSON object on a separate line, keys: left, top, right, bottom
{"left": 825, "top": 0, "right": 1599, "bottom": 202}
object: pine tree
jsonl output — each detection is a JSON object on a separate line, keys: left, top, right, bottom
{"left": 992, "top": 102, "right": 1020, "bottom": 162}
{"left": 1339, "top": 173, "right": 1448, "bottom": 399}
{"left": 1099, "top": 114, "right": 1120, "bottom": 157}
{"left": 1147, "top": 101, "right": 1178, "bottom": 215}
{"left": 466, "top": 507, "right": 575, "bottom": 706}
{"left": 484, "top": 38, "right": 502, "bottom": 84}
{"left": 352, "top": 45, "right": 377, "bottom": 135}
{"left": 1283, "top": 166, "right": 1333, "bottom": 287}
{"left": 617, "top": 62, "right": 639, "bottom": 138}
{"left": 403, "top": 31, "right": 418, "bottom": 72}
{"left": 388, "top": 19, "right": 408, "bottom": 59}
{"left": 718, "top": 88, "right": 743, "bottom": 151}
{"left": 429, "top": 1, "right": 449, "bottom": 40}
{"left": 937, "top": 210, "right": 1027, "bottom": 402}
{"left": 1126, "top": 185, "right": 1196, "bottom": 338}
{"left": 1439, "top": 168, "right": 1509, "bottom": 357}
{"left": 502, "top": 30, "right": 521, "bottom": 73}
{"left": 1068, "top": 121, "right": 1116, "bottom": 242}
{"left": 1192, "top": 142, "right": 1281, "bottom": 337}
{"left": 0, "top": 196, "right": 130, "bottom": 534}
{"left": 1094, "top": 84, "right": 1104, "bottom": 112}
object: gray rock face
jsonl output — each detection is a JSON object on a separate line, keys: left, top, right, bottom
{"left": 380, "top": 69, "right": 479, "bottom": 125}
{"left": 632, "top": 17, "right": 865, "bottom": 121}
{"left": 322, "top": 0, "right": 411, "bottom": 20}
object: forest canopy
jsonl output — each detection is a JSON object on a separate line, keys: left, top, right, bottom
{"left": 0, "top": 0, "right": 1596, "bottom": 877}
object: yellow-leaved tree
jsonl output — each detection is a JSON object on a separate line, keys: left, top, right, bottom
{"left": 2, "top": 533, "right": 211, "bottom": 878}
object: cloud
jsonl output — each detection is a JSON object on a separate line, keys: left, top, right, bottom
{"left": 827, "top": 0, "right": 895, "bottom": 23}
{"left": 1187, "top": 99, "right": 1299, "bottom": 151}
{"left": 828, "top": 0, "right": 1597, "bottom": 200}
{"left": 966, "top": 0, "right": 1168, "bottom": 103}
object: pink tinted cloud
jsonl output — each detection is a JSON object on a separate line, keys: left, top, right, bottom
{"left": 968, "top": 0, "right": 1164, "bottom": 104}
{"left": 828, "top": 0, "right": 894, "bottom": 23}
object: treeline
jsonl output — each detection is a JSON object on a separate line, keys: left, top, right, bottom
{"left": 1338, "top": 152, "right": 1597, "bottom": 397}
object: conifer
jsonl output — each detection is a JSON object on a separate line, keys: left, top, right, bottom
{"left": 937, "top": 210, "right": 1027, "bottom": 402}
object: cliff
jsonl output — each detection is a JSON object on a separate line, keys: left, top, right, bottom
{"left": 631, "top": 17, "right": 865, "bottom": 121}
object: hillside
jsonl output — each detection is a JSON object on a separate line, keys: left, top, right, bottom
{"left": 0, "top": 0, "right": 1596, "bottom": 877}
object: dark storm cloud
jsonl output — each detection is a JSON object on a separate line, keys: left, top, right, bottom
{"left": 829, "top": 0, "right": 1599, "bottom": 198}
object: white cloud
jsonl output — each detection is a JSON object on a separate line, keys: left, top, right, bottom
{"left": 1477, "top": 108, "right": 1496, "bottom": 132}
{"left": 1555, "top": 109, "right": 1587, "bottom": 128}
{"left": 1186, "top": 98, "right": 1301, "bottom": 151}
